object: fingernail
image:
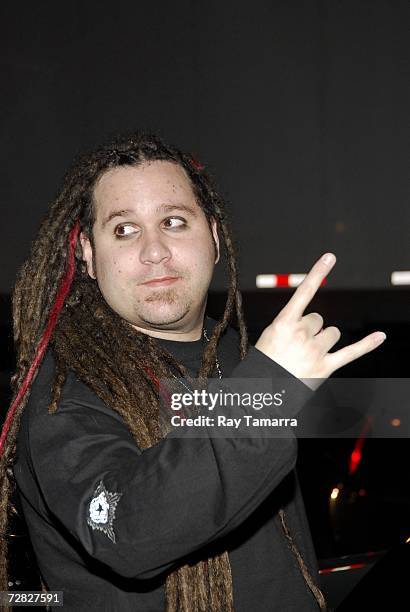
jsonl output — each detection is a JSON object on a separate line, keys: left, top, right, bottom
{"left": 322, "top": 253, "right": 336, "bottom": 265}
{"left": 374, "top": 332, "right": 386, "bottom": 345}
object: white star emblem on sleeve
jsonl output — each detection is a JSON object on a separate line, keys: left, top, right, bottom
{"left": 87, "top": 480, "right": 122, "bottom": 543}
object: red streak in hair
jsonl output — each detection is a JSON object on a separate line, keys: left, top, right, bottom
{"left": 189, "top": 157, "right": 205, "bottom": 171}
{"left": 145, "top": 366, "right": 188, "bottom": 419}
{"left": 0, "top": 220, "right": 81, "bottom": 456}
{"left": 145, "top": 366, "right": 172, "bottom": 406}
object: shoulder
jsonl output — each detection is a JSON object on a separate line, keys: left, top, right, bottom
{"left": 15, "top": 349, "right": 138, "bottom": 474}
{"left": 21, "top": 348, "right": 124, "bottom": 426}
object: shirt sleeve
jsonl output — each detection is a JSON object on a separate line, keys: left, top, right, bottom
{"left": 25, "top": 347, "right": 312, "bottom": 580}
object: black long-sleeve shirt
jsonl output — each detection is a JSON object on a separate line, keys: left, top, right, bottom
{"left": 13, "top": 317, "right": 321, "bottom": 611}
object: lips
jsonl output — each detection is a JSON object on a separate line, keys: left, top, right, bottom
{"left": 141, "top": 276, "right": 180, "bottom": 287}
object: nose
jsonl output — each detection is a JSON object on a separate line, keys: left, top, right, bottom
{"left": 139, "top": 228, "right": 172, "bottom": 265}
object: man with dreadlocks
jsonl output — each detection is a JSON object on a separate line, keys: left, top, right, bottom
{"left": 1, "top": 132, "right": 385, "bottom": 611}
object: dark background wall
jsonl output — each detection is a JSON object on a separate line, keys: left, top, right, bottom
{"left": 1, "top": 0, "right": 409, "bottom": 293}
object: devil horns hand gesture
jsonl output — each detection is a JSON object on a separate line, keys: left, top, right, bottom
{"left": 255, "top": 253, "right": 386, "bottom": 390}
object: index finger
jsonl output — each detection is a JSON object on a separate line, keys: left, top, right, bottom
{"left": 279, "top": 253, "right": 336, "bottom": 320}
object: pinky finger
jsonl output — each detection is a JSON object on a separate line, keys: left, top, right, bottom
{"left": 325, "top": 331, "right": 386, "bottom": 374}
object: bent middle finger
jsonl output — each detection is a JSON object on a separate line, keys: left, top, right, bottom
{"left": 302, "top": 312, "right": 324, "bottom": 336}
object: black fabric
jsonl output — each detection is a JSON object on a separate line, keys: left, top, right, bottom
{"left": 13, "top": 316, "right": 320, "bottom": 611}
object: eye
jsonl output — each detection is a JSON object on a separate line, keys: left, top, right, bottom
{"left": 162, "top": 217, "right": 187, "bottom": 229}
{"left": 114, "top": 223, "right": 139, "bottom": 237}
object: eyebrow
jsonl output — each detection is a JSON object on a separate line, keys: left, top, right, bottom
{"left": 101, "top": 203, "right": 198, "bottom": 227}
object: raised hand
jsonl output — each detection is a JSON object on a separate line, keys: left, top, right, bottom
{"left": 255, "top": 253, "right": 386, "bottom": 389}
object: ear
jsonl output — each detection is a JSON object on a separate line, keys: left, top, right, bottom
{"left": 79, "top": 231, "right": 96, "bottom": 279}
{"left": 210, "top": 217, "right": 220, "bottom": 264}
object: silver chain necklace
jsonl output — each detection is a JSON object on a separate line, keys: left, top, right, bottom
{"left": 202, "top": 327, "right": 223, "bottom": 379}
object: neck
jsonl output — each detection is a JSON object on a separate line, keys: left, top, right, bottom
{"left": 132, "top": 326, "right": 203, "bottom": 342}
{"left": 131, "top": 310, "right": 206, "bottom": 342}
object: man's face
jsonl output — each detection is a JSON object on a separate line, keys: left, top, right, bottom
{"left": 80, "top": 160, "right": 219, "bottom": 337}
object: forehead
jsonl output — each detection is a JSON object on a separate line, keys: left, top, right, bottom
{"left": 92, "top": 160, "right": 198, "bottom": 216}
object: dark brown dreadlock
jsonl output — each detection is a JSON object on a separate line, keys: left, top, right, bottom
{"left": 0, "top": 131, "right": 327, "bottom": 611}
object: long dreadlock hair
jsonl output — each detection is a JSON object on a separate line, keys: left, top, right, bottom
{"left": 0, "top": 131, "right": 328, "bottom": 611}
